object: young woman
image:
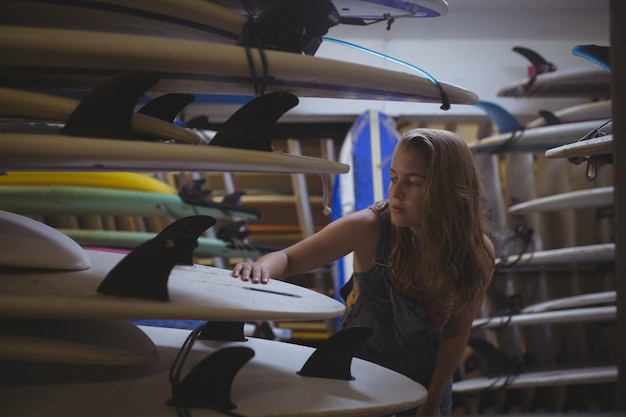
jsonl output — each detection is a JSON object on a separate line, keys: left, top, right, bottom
{"left": 232, "top": 128, "right": 495, "bottom": 416}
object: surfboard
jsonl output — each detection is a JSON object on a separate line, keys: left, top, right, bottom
{"left": 0, "top": 319, "right": 158, "bottom": 365}
{"left": 497, "top": 66, "right": 611, "bottom": 98}
{"left": 545, "top": 134, "right": 613, "bottom": 159}
{"left": 468, "top": 119, "right": 612, "bottom": 153}
{"left": 1, "top": 0, "right": 449, "bottom": 43}
{"left": 0, "top": 86, "right": 202, "bottom": 144}
{"left": 0, "top": 209, "right": 91, "bottom": 271}
{"left": 495, "top": 243, "right": 614, "bottom": 270}
{"left": 526, "top": 100, "right": 612, "bottom": 128}
{"left": 0, "top": 133, "right": 350, "bottom": 175}
{"left": 330, "top": 110, "right": 399, "bottom": 303}
{"left": 472, "top": 306, "right": 616, "bottom": 330}
{"left": 332, "top": 0, "right": 448, "bottom": 19}
{"left": 0, "top": 185, "right": 260, "bottom": 220}
{"left": 453, "top": 365, "right": 617, "bottom": 392}
{"left": 60, "top": 228, "right": 263, "bottom": 260}
{"left": 0, "top": 171, "right": 177, "bottom": 194}
{"left": 507, "top": 186, "right": 613, "bottom": 215}
{"left": 521, "top": 291, "right": 616, "bottom": 313}
{"left": 0, "top": 0, "right": 246, "bottom": 42}
{"left": 0, "top": 325, "right": 427, "bottom": 417}
{"left": 0, "top": 243, "right": 345, "bottom": 320}
{"left": 0, "top": 26, "right": 478, "bottom": 105}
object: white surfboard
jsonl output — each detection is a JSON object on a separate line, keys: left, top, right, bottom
{"left": 0, "top": 319, "right": 158, "bottom": 365}
{"left": 469, "top": 119, "right": 612, "bottom": 153}
{"left": 472, "top": 306, "right": 615, "bottom": 329}
{"left": 545, "top": 134, "right": 613, "bottom": 159}
{"left": 0, "top": 0, "right": 246, "bottom": 42}
{"left": 1, "top": 0, "right": 449, "bottom": 44}
{"left": 496, "top": 243, "right": 614, "bottom": 269}
{"left": 0, "top": 247, "right": 345, "bottom": 321}
{"left": 0, "top": 87, "right": 202, "bottom": 144}
{"left": 507, "top": 186, "right": 613, "bottom": 215}
{"left": 0, "top": 26, "right": 478, "bottom": 105}
{"left": 453, "top": 365, "right": 617, "bottom": 392}
{"left": 521, "top": 291, "right": 616, "bottom": 313}
{"left": 526, "top": 100, "right": 612, "bottom": 128}
{"left": 497, "top": 66, "right": 611, "bottom": 99}
{"left": 0, "top": 209, "right": 91, "bottom": 271}
{"left": 0, "top": 325, "right": 427, "bottom": 417}
{"left": 0, "top": 133, "right": 349, "bottom": 175}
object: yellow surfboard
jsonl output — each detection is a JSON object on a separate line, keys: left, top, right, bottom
{"left": 0, "top": 172, "right": 177, "bottom": 195}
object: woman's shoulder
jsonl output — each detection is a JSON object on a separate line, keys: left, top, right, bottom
{"left": 343, "top": 205, "right": 381, "bottom": 230}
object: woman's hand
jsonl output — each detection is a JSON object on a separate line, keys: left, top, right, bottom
{"left": 231, "top": 261, "right": 270, "bottom": 284}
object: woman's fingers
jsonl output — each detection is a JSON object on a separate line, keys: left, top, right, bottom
{"left": 231, "top": 262, "right": 269, "bottom": 284}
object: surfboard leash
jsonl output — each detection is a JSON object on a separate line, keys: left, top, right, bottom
{"left": 321, "top": 37, "right": 451, "bottom": 110}
{"left": 240, "top": 3, "right": 269, "bottom": 97}
{"left": 168, "top": 325, "right": 250, "bottom": 417}
{"left": 567, "top": 119, "right": 613, "bottom": 181}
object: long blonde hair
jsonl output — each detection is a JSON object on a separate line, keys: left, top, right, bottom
{"left": 386, "top": 128, "right": 492, "bottom": 315}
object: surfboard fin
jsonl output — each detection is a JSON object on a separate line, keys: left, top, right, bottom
{"left": 168, "top": 346, "right": 254, "bottom": 410}
{"left": 297, "top": 326, "right": 373, "bottom": 380}
{"left": 156, "top": 215, "right": 217, "bottom": 265}
{"left": 209, "top": 92, "right": 299, "bottom": 152}
{"left": 178, "top": 179, "right": 261, "bottom": 218}
{"left": 243, "top": 0, "right": 340, "bottom": 55}
{"left": 62, "top": 71, "right": 159, "bottom": 139}
{"left": 138, "top": 93, "right": 195, "bottom": 123}
{"left": 537, "top": 110, "right": 562, "bottom": 126}
{"left": 573, "top": 45, "right": 611, "bottom": 72}
{"left": 198, "top": 321, "right": 247, "bottom": 342}
{"left": 512, "top": 46, "right": 557, "bottom": 76}
{"left": 475, "top": 101, "right": 523, "bottom": 134}
{"left": 97, "top": 234, "right": 197, "bottom": 301}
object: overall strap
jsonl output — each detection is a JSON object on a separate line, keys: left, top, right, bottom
{"left": 372, "top": 208, "right": 392, "bottom": 273}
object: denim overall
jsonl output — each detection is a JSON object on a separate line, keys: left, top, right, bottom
{"left": 339, "top": 207, "right": 452, "bottom": 416}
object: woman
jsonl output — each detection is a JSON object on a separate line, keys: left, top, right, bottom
{"left": 232, "top": 128, "right": 495, "bottom": 416}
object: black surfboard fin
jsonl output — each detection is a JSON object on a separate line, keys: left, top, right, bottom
{"left": 185, "top": 115, "right": 211, "bottom": 130}
{"left": 209, "top": 92, "right": 299, "bottom": 152}
{"left": 168, "top": 346, "right": 254, "bottom": 410}
{"left": 156, "top": 215, "right": 217, "bottom": 265}
{"left": 97, "top": 234, "right": 197, "bottom": 301}
{"left": 243, "top": 0, "right": 340, "bottom": 55}
{"left": 221, "top": 190, "right": 245, "bottom": 207}
{"left": 138, "top": 93, "right": 195, "bottom": 122}
{"left": 538, "top": 110, "right": 562, "bottom": 126}
{"left": 217, "top": 221, "right": 251, "bottom": 244}
{"left": 62, "top": 71, "right": 159, "bottom": 139}
{"left": 198, "top": 321, "right": 247, "bottom": 342}
{"left": 178, "top": 180, "right": 261, "bottom": 219}
{"left": 512, "top": 46, "right": 557, "bottom": 75}
{"left": 298, "top": 326, "right": 373, "bottom": 380}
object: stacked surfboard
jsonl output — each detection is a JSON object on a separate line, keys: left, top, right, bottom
{"left": 0, "top": 1, "right": 486, "bottom": 415}
{"left": 458, "top": 45, "right": 616, "bottom": 404}
{"left": 0, "top": 210, "right": 433, "bottom": 416}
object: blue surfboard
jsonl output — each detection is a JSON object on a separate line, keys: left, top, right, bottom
{"left": 331, "top": 109, "right": 399, "bottom": 306}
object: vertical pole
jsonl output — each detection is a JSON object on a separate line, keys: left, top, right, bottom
{"left": 610, "top": 0, "right": 625, "bottom": 410}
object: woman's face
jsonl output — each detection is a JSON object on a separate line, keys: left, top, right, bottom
{"left": 388, "top": 148, "right": 428, "bottom": 231}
